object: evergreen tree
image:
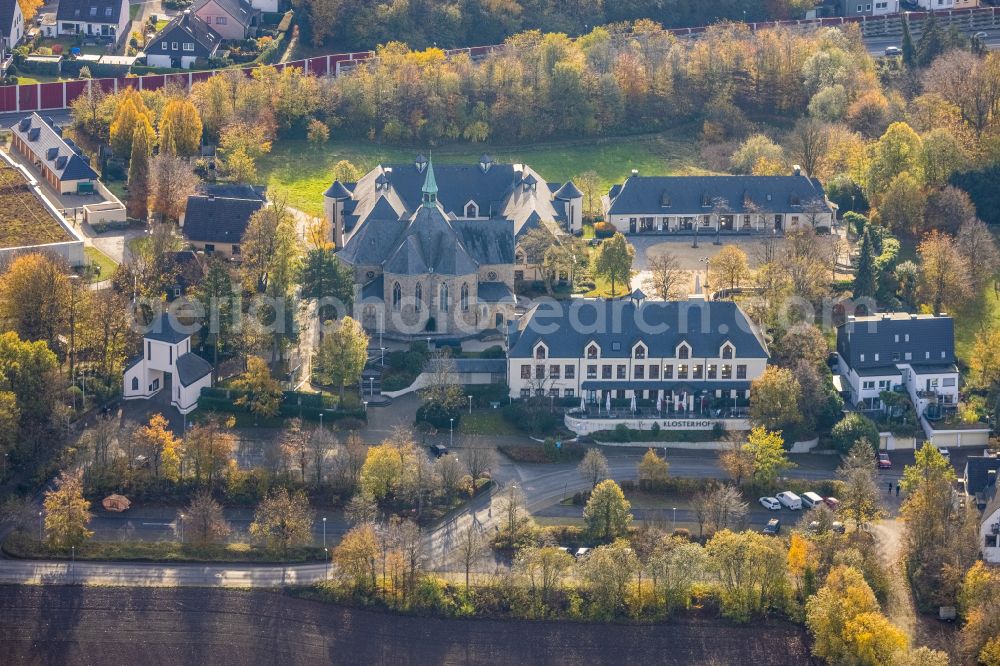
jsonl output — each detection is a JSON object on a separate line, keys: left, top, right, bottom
{"left": 300, "top": 247, "right": 354, "bottom": 319}
{"left": 853, "top": 227, "right": 878, "bottom": 301}
{"left": 901, "top": 17, "right": 916, "bottom": 69}
{"left": 916, "top": 15, "right": 944, "bottom": 68}
{"left": 195, "top": 257, "right": 237, "bottom": 368}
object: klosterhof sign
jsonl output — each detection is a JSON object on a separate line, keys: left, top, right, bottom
{"left": 565, "top": 414, "right": 751, "bottom": 437}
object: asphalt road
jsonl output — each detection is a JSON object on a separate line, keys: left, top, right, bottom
{"left": 864, "top": 32, "right": 1000, "bottom": 55}
{"left": 0, "top": 586, "right": 814, "bottom": 666}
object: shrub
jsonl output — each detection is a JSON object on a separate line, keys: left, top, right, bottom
{"left": 416, "top": 401, "right": 461, "bottom": 429}
{"left": 593, "top": 221, "right": 617, "bottom": 238}
{"left": 479, "top": 345, "right": 505, "bottom": 359}
{"left": 501, "top": 400, "right": 558, "bottom": 436}
{"left": 830, "top": 412, "right": 880, "bottom": 453}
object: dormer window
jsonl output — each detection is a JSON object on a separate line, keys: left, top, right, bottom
{"left": 677, "top": 342, "right": 691, "bottom": 359}
{"left": 701, "top": 193, "right": 711, "bottom": 207}
{"left": 415, "top": 154, "right": 427, "bottom": 173}
{"left": 586, "top": 344, "right": 599, "bottom": 359}
{"left": 633, "top": 344, "right": 646, "bottom": 359}
{"left": 790, "top": 194, "right": 801, "bottom": 206}
{"left": 534, "top": 344, "right": 547, "bottom": 360}
{"left": 660, "top": 192, "right": 671, "bottom": 207}
{"left": 464, "top": 201, "right": 479, "bottom": 218}
{"left": 479, "top": 154, "right": 492, "bottom": 173}
{"left": 720, "top": 342, "right": 734, "bottom": 359}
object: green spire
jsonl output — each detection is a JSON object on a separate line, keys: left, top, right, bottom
{"left": 422, "top": 153, "right": 438, "bottom": 207}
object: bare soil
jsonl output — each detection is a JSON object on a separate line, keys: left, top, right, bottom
{"left": 0, "top": 585, "right": 816, "bottom": 665}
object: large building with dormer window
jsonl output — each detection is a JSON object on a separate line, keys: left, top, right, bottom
{"left": 506, "top": 293, "right": 770, "bottom": 409}
{"left": 602, "top": 170, "right": 835, "bottom": 235}
{"left": 339, "top": 158, "right": 519, "bottom": 339}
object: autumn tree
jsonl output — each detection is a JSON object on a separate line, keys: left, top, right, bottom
{"left": 786, "top": 117, "right": 830, "bottom": 177}
{"left": 865, "top": 122, "right": 923, "bottom": 198}
{"left": 159, "top": 98, "right": 204, "bottom": 157}
{"left": 575, "top": 170, "right": 601, "bottom": 216}
{"left": 591, "top": 232, "right": 634, "bottom": 297}
{"left": 581, "top": 540, "right": 640, "bottom": 617}
{"left": 515, "top": 545, "right": 574, "bottom": 610}
{"left": 878, "top": 172, "right": 926, "bottom": 235}
{"left": 135, "top": 413, "right": 182, "bottom": 481}
{"left": 742, "top": 426, "right": 794, "bottom": 486}
{"left": 109, "top": 92, "right": 152, "bottom": 159}
{"left": 638, "top": 449, "right": 669, "bottom": 489}
{"left": 333, "top": 522, "right": 379, "bottom": 592}
{"left": 313, "top": 316, "right": 368, "bottom": 401}
{"left": 183, "top": 417, "right": 236, "bottom": 487}
{"left": 692, "top": 483, "right": 749, "bottom": 537}
{"left": 233, "top": 356, "right": 283, "bottom": 418}
{"left": 454, "top": 520, "right": 488, "bottom": 592}
{"left": 646, "top": 535, "right": 706, "bottom": 613}
{"left": 147, "top": 154, "right": 201, "bottom": 223}
{"left": 956, "top": 217, "right": 1000, "bottom": 292}
{"left": 771, "top": 321, "right": 828, "bottom": 369}
{"left": 578, "top": 448, "right": 610, "bottom": 488}
{"left": 968, "top": 327, "right": 1000, "bottom": 392}
{"left": 127, "top": 116, "right": 154, "bottom": 220}
{"left": 184, "top": 491, "right": 231, "bottom": 546}
{"left": 718, "top": 437, "right": 755, "bottom": 487}
{"left": 249, "top": 487, "right": 315, "bottom": 555}
{"left": 706, "top": 529, "right": 788, "bottom": 622}
{"left": 43, "top": 470, "right": 93, "bottom": 550}
{"left": 300, "top": 247, "right": 354, "bottom": 314}
{"left": 583, "top": 480, "right": 632, "bottom": 541}
{"left": 240, "top": 198, "right": 300, "bottom": 295}
{"left": 494, "top": 483, "right": 536, "bottom": 551}
{"left": 837, "top": 440, "right": 883, "bottom": 529}
{"left": 918, "top": 230, "right": 972, "bottom": 315}
{"left": 707, "top": 245, "right": 750, "bottom": 293}
{"left": 730, "top": 134, "right": 785, "bottom": 175}
{"left": 749, "top": 367, "right": 802, "bottom": 433}
{"left": 0, "top": 253, "right": 70, "bottom": 349}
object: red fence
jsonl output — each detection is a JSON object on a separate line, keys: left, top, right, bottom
{"left": 1, "top": 6, "right": 997, "bottom": 115}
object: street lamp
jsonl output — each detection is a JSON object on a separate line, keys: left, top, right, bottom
{"left": 68, "top": 275, "right": 80, "bottom": 379}
{"left": 672, "top": 506, "right": 677, "bottom": 531}
{"left": 467, "top": 395, "right": 472, "bottom": 414}
{"left": 449, "top": 417, "right": 454, "bottom": 449}
{"left": 71, "top": 545, "right": 75, "bottom": 583}
{"left": 179, "top": 513, "right": 185, "bottom": 543}
{"left": 322, "top": 516, "right": 327, "bottom": 548}
{"left": 38, "top": 511, "right": 43, "bottom": 542}
{"left": 369, "top": 376, "right": 374, "bottom": 397}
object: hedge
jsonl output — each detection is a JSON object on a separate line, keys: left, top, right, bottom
{"left": 197, "top": 388, "right": 365, "bottom": 423}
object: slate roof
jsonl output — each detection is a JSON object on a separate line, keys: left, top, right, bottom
{"left": 605, "top": 174, "right": 832, "bottom": 216}
{"left": 199, "top": 183, "right": 265, "bottom": 200}
{"left": 143, "top": 313, "right": 194, "bottom": 344}
{"left": 148, "top": 11, "right": 220, "bottom": 58}
{"left": 0, "top": 0, "right": 20, "bottom": 40}
{"left": 9, "top": 113, "right": 97, "bottom": 182}
{"left": 910, "top": 364, "right": 959, "bottom": 374}
{"left": 836, "top": 313, "right": 955, "bottom": 370}
{"left": 324, "top": 180, "right": 352, "bottom": 199}
{"left": 193, "top": 0, "right": 254, "bottom": 25}
{"left": 553, "top": 181, "right": 583, "bottom": 199}
{"left": 853, "top": 366, "right": 903, "bottom": 378}
{"left": 965, "top": 455, "right": 1000, "bottom": 496}
{"left": 176, "top": 352, "right": 212, "bottom": 386}
{"left": 360, "top": 274, "right": 383, "bottom": 300}
{"left": 182, "top": 192, "right": 265, "bottom": 243}
{"left": 509, "top": 298, "right": 769, "bottom": 360}
{"left": 56, "top": 0, "right": 125, "bottom": 23}
{"left": 982, "top": 487, "right": 1000, "bottom": 530}
{"left": 453, "top": 358, "right": 506, "bottom": 374}
{"left": 341, "top": 203, "right": 513, "bottom": 276}
{"left": 477, "top": 281, "right": 515, "bottom": 304}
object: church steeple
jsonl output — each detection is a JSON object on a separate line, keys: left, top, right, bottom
{"left": 421, "top": 154, "right": 438, "bottom": 208}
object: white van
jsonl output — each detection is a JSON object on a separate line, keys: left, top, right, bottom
{"left": 776, "top": 491, "right": 802, "bottom": 510}
{"left": 801, "top": 491, "right": 825, "bottom": 509}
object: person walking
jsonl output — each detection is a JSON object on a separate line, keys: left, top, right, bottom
{"left": 895, "top": 484, "right": 900, "bottom": 498}
{"left": 887, "top": 481, "right": 893, "bottom": 495}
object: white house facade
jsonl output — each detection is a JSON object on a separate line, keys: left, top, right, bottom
{"left": 506, "top": 293, "right": 769, "bottom": 411}
{"left": 56, "top": 0, "right": 130, "bottom": 45}
{"left": 124, "top": 314, "right": 213, "bottom": 414}
{"left": 0, "top": 0, "right": 25, "bottom": 57}
{"left": 981, "top": 492, "right": 1000, "bottom": 564}
{"left": 602, "top": 170, "right": 835, "bottom": 236}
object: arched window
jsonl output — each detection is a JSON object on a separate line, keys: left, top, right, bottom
{"left": 535, "top": 345, "right": 546, "bottom": 360}
{"left": 392, "top": 282, "right": 402, "bottom": 311}
{"left": 721, "top": 343, "right": 734, "bottom": 359}
{"left": 586, "top": 344, "right": 598, "bottom": 359}
{"left": 131, "top": 377, "right": 139, "bottom": 391}
{"left": 440, "top": 283, "right": 449, "bottom": 312}
{"left": 415, "top": 283, "right": 423, "bottom": 312}
{"left": 678, "top": 343, "right": 690, "bottom": 359}
{"left": 461, "top": 283, "right": 470, "bottom": 311}
{"left": 465, "top": 202, "right": 478, "bottom": 218}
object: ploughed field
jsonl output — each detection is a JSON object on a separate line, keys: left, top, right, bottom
{"left": 0, "top": 585, "right": 815, "bottom": 665}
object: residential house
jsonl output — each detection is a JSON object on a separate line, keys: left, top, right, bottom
{"left": 833, "top": 0, "right": 899, "bottom": 16}
{"left": 836, "top": 313, "right": 959, "bottom": 413}
{"left": 965, "top": 453, "right": 1000, "bottom": 505}
{"left": 56, "top": 0, "right": 130, "bottom": 46}
{"left": 339, "top": 158, "right": 518, "bottom": 339}
{"left": 506, "top": 292, "right": 770, "bottom": 408}
{"left": 915, "top": 0, "right": 954, "bottom": 8}
{"left": 193, "top": 0, "right": 258, "bottom": 41}
{"left": 8, "top": 113, "right": 98, "bottom": 194}
{"left": 602, "top": 169, "right": 835, "bottom": 236}
{"left": 954, "top": 0, "right": 979, "bottom": 9}
{"left": 245, "top": 0, "right": 280, "bottom": 15}
{"left": 324, "top": 153, "right": 583, "bottom": 282}
{"left": 0, "top": 0, "right": 25, "bottom": 69}
{"left": 981, "top": 487, "right": 1000, "bottom": 564}
{"left": 145, "top": 10, "right": 220, "bottom": 69}
{"left": 123, "top": 313, "right": 213, "bottom": 414}
{"left": 179, "top": 183, "right": 266, "bottom": 256}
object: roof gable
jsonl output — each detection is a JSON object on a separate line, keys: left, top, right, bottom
{"left": 0, "top": 0, "right": 22, "bottom": 35}
{"left": 193, "top": 0, "right": 255, "bottom": 25}
{"left": 149, "top": 11, "right": 220, "bottom": 55}
{"left": 9, "top": 113, "right": 98, "bottom": 182}
{"left": 836, "top": 313, "right": 955, "bottom": 369}
{"left": 182, "top": 194, "right": 265, "bottom": 243}
{"left": 56, "top": 0, "right": 126, "bottom": 23}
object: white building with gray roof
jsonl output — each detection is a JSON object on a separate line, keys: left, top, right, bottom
{"left": 602, "top": 169, "right": 834, "bottom": 236}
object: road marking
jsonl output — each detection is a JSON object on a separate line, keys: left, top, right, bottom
{"left": 141, "top": 522, "right": 171, "bottom": 526}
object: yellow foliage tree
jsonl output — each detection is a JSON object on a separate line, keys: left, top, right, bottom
{"left": 359, "top": 442, "right": 404, "bottom": 502}
{"left": 841, "top": 612, "right": 908, "bottom": 665}
{"left": 233, "top": 357, "right": 282, "bottom": 418}
{"left": 159, "top": 99, "right": 204, "bottom": 157}
{"left": 43, "top": 470, "right": 93, "bottom": 550}
{"left": 17, "top": 0, "right": 44, "bottom": 21}
{"left": 136, "top": 413, "right": 182, "bottom": 481}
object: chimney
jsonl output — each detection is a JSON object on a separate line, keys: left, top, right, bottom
{"left": 792, "top": 164, "right": 801, "bottom": 176}
{"left": 630, "top": 169, "right": 639, "bottom": 177}
{"left": 988, "top": 469, "right": 997, "bottom": 487}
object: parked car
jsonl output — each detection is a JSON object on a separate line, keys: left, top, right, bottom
{"left": 430, "top": 444, "right": 448, "bottom": 458}
{"left": 759, "top": 496, "right": 781, "bottom": 511}
{"left": 574, "top": 547, "right": 591, "bottom": 559}
{"left": 801, "top": 491, "right": 825, "bottom": 509}
{"left": 973, "top": 32, "right": 988, "bottom": 41}
{"left": 937, "top": 447, "right": 951, "bottom": 462}
{"left": 776, "top": 491, "right": 802, "bottom": 510}
{"left": 832, "top": 521, "right": 846, "bottom": 534}
{"left": 762, "top": 518, "right": 781, "bottom": 535}
{"left": 824, "top": 496, "right": 840, "bottom": 510}
{"left": 884, "top": 46, "right": 902, "bottom": 56}
{"left": 587, "top": 238, "right": 603, "bottom": 247}
{"left": 877, "top": 452, "right": 892, "bottom": 469}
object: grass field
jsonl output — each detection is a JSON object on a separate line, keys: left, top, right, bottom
{"left": 257, "top": 129, "right": 707, "bottom": 217}
{"left": 954, "top": 290, "right": 1000, "bottom": 361}
{"left": 458, "top": 410, "right": 520, "bottom": 436}
{"left": 83, "top": 246, "right": 118, "bottom": 283}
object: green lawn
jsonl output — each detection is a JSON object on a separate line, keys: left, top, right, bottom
{"left": 129, "top": 3, "right": 141, "bottom": 20}
{"left": 257, "top": 129, "right": 706, "bottom": 217}
{"left": 954, "top": 289, "right": 1000, "bottom": 362}
{"left": 83, "top": 246, "right": 119, "bottom": 283}
{"left": 458, "top": 410, "right": 520, "bottom": 436}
